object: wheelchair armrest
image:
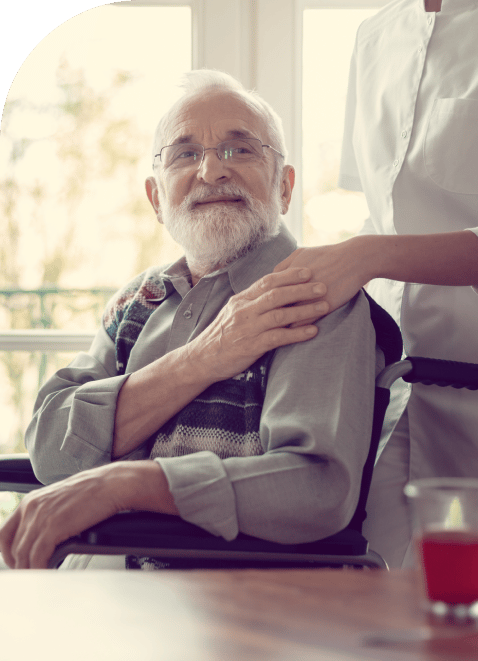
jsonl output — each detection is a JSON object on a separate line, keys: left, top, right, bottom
{"left": 0, "top": 454, "right": 44, "bottom": 493}
{"left": 403, "top": 356, "right": 478, "bottom": 390}
{"left": 76, "top": 511, "right": 369, "bottom": 554}
{"left": 49, "top": 511, "right": 376, "bottom": 569}
{"left": 376, "top": 357, "right": 478, "bottom": 391}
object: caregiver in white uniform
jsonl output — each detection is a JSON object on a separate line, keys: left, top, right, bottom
{"left": 276, "top": 0, "right": 478, "bottom": 567}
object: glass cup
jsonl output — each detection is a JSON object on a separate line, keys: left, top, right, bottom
{"left": 405, "top": 477, "right": 478, "bottom": 621}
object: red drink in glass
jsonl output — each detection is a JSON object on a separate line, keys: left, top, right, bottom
{"left": 418, "top": 531, "right": 478, "bottom": 604}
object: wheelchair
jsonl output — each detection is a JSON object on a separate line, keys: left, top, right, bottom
{"left": 2, "top": 356, "right": 477, "bottom": 569}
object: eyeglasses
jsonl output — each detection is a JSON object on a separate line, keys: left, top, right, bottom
{"left": 153, "top": 137, "right": 284, "bottom": 170}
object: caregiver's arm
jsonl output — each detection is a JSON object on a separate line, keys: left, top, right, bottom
{"left": 274, "top": 230, "right": 478, "bottom": 318}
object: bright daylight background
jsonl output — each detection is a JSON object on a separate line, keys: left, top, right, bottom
{"left": 0, "top": 1, "right": 378, "bottom": 520}
{"left": 302, "top": 8, "right": 375, "bottom": 246}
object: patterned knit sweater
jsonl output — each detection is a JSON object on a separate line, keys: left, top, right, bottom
{"left": 103, "top": 268, "right": 274, "bottom": 462}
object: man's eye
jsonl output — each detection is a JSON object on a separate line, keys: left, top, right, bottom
{"left": 224, "top": 144, "right": 255, "bottom": 159}
{"left": 177, "top": 150, "right": 198, "bottom": 159}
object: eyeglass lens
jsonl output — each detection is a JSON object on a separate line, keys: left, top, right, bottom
{"left": 159, "top": 138, "right": 263, "bottom": 169}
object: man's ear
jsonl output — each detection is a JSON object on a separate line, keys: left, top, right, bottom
{"left": 280, "top": 165, "right": 295, "bottom": 215}
{"left": 145, "top": 176, "right": 163, "bottom": 224}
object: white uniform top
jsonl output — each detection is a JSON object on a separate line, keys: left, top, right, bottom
{"left": 338, "top": 0, "right": 478, "bottom": 564}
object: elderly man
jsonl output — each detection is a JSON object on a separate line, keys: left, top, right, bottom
{"left": 0, "top": 70, "right": 385, "bottom": 569}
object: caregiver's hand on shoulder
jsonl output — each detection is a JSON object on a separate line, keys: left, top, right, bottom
{"left": 187, "top": 267, "right": 329, "bottom": 383}
{"left": 274, "top": 237, "right": 377, "bottom": 324}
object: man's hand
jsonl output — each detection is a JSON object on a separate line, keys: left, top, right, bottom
{"left": 0, "top": 461, "right": 177, "bottom": 569}
{"left": 186, "top": 267, "right": 329, "bottom": 382}
{"left": 273, "top": 237, "right": 378, "bottom": 325}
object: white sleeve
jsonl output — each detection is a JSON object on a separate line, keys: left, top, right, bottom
{"left": 466, "top": 227, "right": 478, "bottom": 293}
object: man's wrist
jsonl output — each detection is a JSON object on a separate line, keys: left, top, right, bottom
{"left": 106, "top": 460, "right": 179, "bottom": 516}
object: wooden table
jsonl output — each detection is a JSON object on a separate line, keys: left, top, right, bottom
{"left": 1, "top": 568, "right": 477, "bottom": 661}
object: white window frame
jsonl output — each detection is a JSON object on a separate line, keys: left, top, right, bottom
{"left": 252, "top": 0, "right": 387, "bottom": 238}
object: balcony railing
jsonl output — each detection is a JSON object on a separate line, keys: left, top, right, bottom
{"left": 0, "top": 288, "right": 115, "bottom": 455}
{"left": 0, "top": 330, "right": 95, "bottom": 352}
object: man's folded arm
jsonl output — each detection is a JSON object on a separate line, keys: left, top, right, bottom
{"left": 25, "top": 325, "right": 130, "bottom": 484}
{"left": 25, "top": 322, "right": 215, "bottom": 484}
{"left": 156, "top": 291, "right": 383, "bottom": 545}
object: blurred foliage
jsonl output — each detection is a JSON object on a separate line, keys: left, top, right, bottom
{"left": 0, "top": 58, "right": 166, "bottom": 292}
{"left": 0, "top": 492, "right": 24, "bottom": 527}
{"left": 0, "top": 60, "right": 170, "bottom": 455}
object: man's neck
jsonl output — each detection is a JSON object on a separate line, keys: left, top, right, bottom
{"left": 187, "top": 252, "right": 247, "bottom": 287}
{"left": 424, "top": 0, "right": 441, "bottom": 11}
{"left": 189, "top": 260, "right": 226, "bottom": 287}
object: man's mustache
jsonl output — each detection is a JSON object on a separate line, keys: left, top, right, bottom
{"left": 186, "top": 185, "right": 252, "bottom": 210}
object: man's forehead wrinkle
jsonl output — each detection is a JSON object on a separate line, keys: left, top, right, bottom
{"left": 169, "top": 135, "right": 195, "bottom": 146}
{"left": 166, "top": 122, "right": 262, "bottom": 148}
{"left": 161, "top": 91, "right": 268, "bottom": 146}
{"left": 225, "top": 129, "right": 258, "bottom": 140}
{"left": 169, "top": 128, "right": 259, "bottom": 146}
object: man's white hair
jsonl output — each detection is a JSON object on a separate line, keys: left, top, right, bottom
{"left": 152, "top": 69, "right": 288, "bottom": 164}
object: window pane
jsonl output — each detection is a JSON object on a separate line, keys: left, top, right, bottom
{"left": 0, "top": 350, "right": 80, "bottom": 455}
{"left": 302, "top": 8, "right": 377, "bottom": 247}
{"left": 0, "top": 5, "right": 192, "bottom": 327}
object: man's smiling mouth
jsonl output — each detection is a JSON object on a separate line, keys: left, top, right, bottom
{"left": 195, "top": 197, "right": 244, "bottom": 205}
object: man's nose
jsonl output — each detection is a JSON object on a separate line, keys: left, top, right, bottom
{"left": 196, "top": 149, "right": 232, "bottom": 184}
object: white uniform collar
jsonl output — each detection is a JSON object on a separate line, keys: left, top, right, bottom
{"left": 419, "top": 0, "right": 478, "bottom": 13}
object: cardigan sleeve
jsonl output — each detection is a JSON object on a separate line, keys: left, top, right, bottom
{"left": 25, "top": 325, "right": 135, "bottom": 484}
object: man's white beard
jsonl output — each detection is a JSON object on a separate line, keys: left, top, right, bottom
{"left": 160, "top": 182, "right": 281, "bottom": 277}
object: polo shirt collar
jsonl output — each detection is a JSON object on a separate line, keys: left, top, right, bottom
{"left": 160, "top": 221, "right": 297, "bottom": 295}
{"left": 227, "top": 222, "right": 297, "bottom": 293}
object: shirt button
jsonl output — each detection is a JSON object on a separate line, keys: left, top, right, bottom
{"left": 393, "top": 159, "right": 400, "bottom": 167}
{"left": 401, "top": 130, "right": 407, "bottom": 138}
{"left": 183, "top": 304, "right": 193, "bottom": 319}
{"left": 418, "top": 46, "right": 423, "bottom": 53}
{"left": 428, "top": 16, "right": 432, "bottom": 25}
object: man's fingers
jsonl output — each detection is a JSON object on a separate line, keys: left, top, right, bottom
{"left": 263, "top": 300, "right": 329, "bottom": 329}
{"left": 261, "top": 282, "right": 326, "bottom": 312}
{"left": 8, "top": 501, "right": 44, "bottom": 569}
{"left": 246, "top": 267, "right": 314, "bottom": 300}
{"left": 11, "top": 516, "right": 57, "bottom": 569}
{"left": 0, "top": 464, "right": 138, "bottom": 570}
{"left": 260, "top": 323, "right": 318, "bottom": 351}
{"left": 272, "top": 252, "right": 297, "bottom": 273}
{"left": 287, "top": 299, "right": 331, "bottom": 327}
{"left": 0, "top": 510, "right": 21, "bottom": 568}
{"left": 19, "top": 535, "right": 56, "bottom": 569}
